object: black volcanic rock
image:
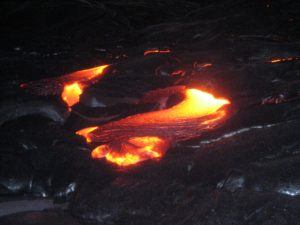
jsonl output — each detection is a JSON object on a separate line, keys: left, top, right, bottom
{"left": 70, "top": 120, "right": 300, "bottom": 225}
{"left": 0, "top": 116, "right": 114, "bottom": 201}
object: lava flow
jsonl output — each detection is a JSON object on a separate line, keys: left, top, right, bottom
{"left": 91, "top": 136, "right": 169, "bottom": 166}
{"left": 61, "top": 82, "right": 83, "bottom": 107}
{"left": 144, "top": 48, "right": 171, "bottom": 56}
{"left": 267, "top": 57, "right": 298, "bottom": 64}
{"left": 21, "top": 64, "right": 109, "bottom": 107}
{"left": 77, "top": 86, "right": 230, "bottom": 166}
{"left": 59, "top": 64, "right": 109, "bottom": 107}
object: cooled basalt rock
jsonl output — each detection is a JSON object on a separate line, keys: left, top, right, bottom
{"left": 0, "top": 210, "right": 83, "bottom": 225}
{"left": 0, "top": 116, "right": 113, "bottom": 200}
{"left": 0, "top": 97, "right": 70, "bottom": 126}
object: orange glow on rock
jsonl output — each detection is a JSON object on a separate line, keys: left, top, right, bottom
{"left": 268, "top": 57, "right": 298, "bottom": 63}
{"left": 91, "top": 136, "right": 168, "bottom": 166}
{"left": 76, "top": 126, "right": 98, "bottom": 143}
{"left": 69, "top": 64, "right": 109, "bottom": 81}
{"left": 194, "top": 62, "right": 213, "bottom": 71}
{"left": 144, "top": 49, "right": 171, "bottom": 56}
{"left": 106, "top": 152, "right": 141, "bottom": 166}
{"left": 77, "top": 87, "right": 230, "bottom": 167}
{"left": 201, "top": 63, "right": 213, "bottom": 68}
{"left": 171, "top": 70, "right": 186, "bottom": 77}
{"left": 61, "top": 82, "right": 83, "bottom": 107}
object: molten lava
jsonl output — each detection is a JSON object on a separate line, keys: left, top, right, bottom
{"left": 66, "top": 64, "right": 109, "bottom": 81}
{"left": 61, "top": 64, "right": 109, "bottom": 107}
{"left": 268, "top": 57, "right": 298, "bottom": 63}
{"left": 20, "top": 64, "right": 109, "bottom": 107}
{"left": 61, "top": 82, "right": 83, "bottom": 107}
{"left": 91, "top": 136, "right": 169, "bottom": 166}
{"left": 144, "top": 48, "right": 171, "bottom": 56}
{"left": 76, "top": 126, "right": 98, "bottom": 143}
{"left": 77, "top": 86, "right": 230, "bottom": 166}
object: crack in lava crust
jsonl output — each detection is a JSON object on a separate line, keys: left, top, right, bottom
{"left": 77, "top": 86, "right": 230, "bottom": 166}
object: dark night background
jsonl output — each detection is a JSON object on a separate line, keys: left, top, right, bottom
{"left": 1, "top": 0, "right": 300, "bottom": 225}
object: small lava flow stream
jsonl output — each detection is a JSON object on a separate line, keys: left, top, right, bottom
{"left": 21, "top": 64, "right": 109, "bottom": 107}
{"left": 143, "top": 48, "right": 171, "bottom": 56}
{"left": 61, "top": 65, "right": 109, "bottom": 107}
{"left": 77, "top": 87, "right": 230, "bottom": 166}
{"left": 267, "top": 57, "right": 298, "bottom": 64}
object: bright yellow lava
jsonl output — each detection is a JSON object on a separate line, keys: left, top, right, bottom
{"left": 124, "top": 89, "right": 230, "bottom": 124}
{"left": 91, "top": 136, "right": 167, "bottom": 166}
{"left": 61, "top": 64, "right": 109, "bottom": 107}
{"left": 61, "top": 82, "right": 83, "bottom": 107}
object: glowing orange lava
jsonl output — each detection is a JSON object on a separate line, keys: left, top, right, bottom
{"left": 91, "top": 136, "right": 168, "bottom": 166}
{"left": 193, "top": 62, "right": 213, "bottom": 70}
{"left": 268, "top": 57, "right": 298, "bottom": 63}
{"left": 66, "top": 64, "right": 109, "bottom": 81}
{"left": 77, "top": 87, "right": 230, "bottom": 166}
{"left": 61, "top": 82, "right": 83, "bottom": 107}
{"left": 76, "top": 126, "right": 98, "bottom": 143}
{"left": 144, "top": 49, "right": 171, "bottom": 56}
{"left": 61, "top": 65, "right": 109, "bottom": 107}
{"left": 20, "top": 64, "right": 109, "bottom": 107}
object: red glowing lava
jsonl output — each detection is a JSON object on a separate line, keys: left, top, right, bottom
{"left": 200, "top": 63, "right": 213, "bottom": 68}
{"left": 193, "top": 62, "right": 213, "bottom": 71}
{"left": 267, "top": 57, "right": 298, "bottom": 63}
{"left": 171, "top": 70, "right": 186, "bottom": 77}
{"left": 144, "top": 48, "right": 171, "bottom": 56}
{"left": 77, "top": 87, "right": 230, "bottom": 166}
{"left": 76, "top": 126, "right": 98, "bottom": 143}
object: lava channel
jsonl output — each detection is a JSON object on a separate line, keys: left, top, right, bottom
{"left": 77, "top": 86, "right": 230, "bottom": 166}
